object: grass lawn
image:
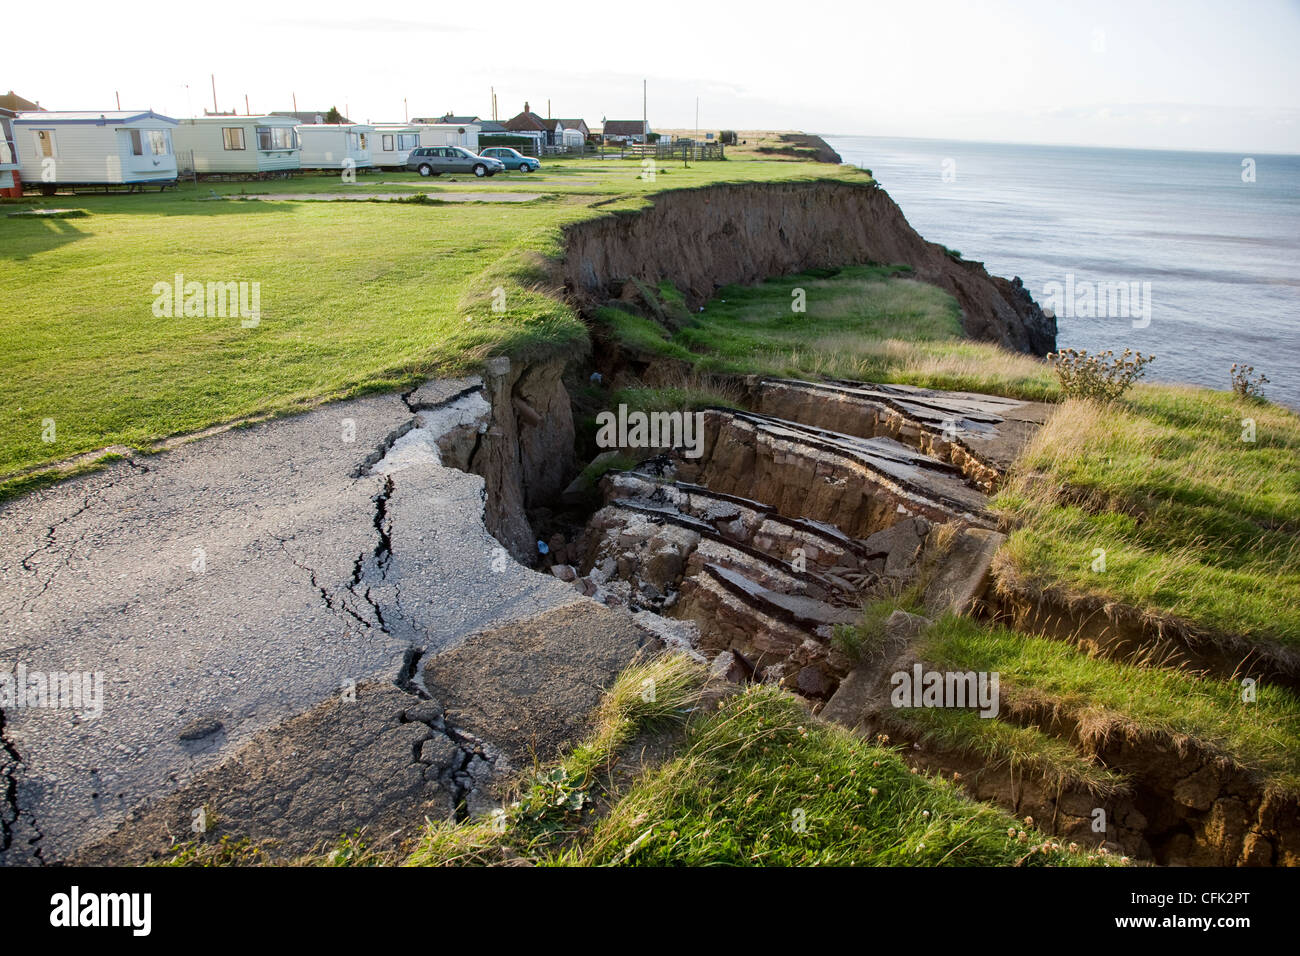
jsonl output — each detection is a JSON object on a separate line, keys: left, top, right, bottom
{"left": 598, "top": 265, "right": 1060, "bottom": 400}
{"left": 0, "top": 157, "right": 863, "bottom": 493}
{"left": 994, "top": 387, "right": 1300, "bottom": 647}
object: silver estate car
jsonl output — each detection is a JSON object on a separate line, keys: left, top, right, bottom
{"left": 404, "top": 146, "right": 505, "bottom": 178}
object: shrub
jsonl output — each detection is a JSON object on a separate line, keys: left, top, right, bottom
{"left": 1047, "top": 348, "right": 1154, "bottom": 402}
{"left": 1229, "top": 363, "right": 1269, "bottom": 400}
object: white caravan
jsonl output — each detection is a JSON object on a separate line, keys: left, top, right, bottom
{"left": 370, "top": 124, "right": 422, "bottom": 167}
{"left": 13, "top": 110, "right": 178, "bottom": 190}
{"left": 172, "top": 115, "right": 301, "bottom": 177}
{"left": 296, "top": 124, "right": 374, "bottom": 170}
{"left": 411, "top": 123, "right": 480, "bottom": 153}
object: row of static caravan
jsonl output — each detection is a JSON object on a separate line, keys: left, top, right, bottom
{"left": 9, "top": 112, "right": 489, "bottom": 188}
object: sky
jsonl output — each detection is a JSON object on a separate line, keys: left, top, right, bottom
{"left": 13, "top": 0, "right": 1300, "bottom": 153}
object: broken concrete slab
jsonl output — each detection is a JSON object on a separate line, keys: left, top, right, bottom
{"left": 684, "top": 409, "right": 994, "bottom": 535}
{"left": 406, "top": 375, "right": 484, "bottom": 411}
{"left": 818, "top": 668, "right": 878, "bottom": 730}
{"left": 420, "top": 602, "right": 654, "bottom": 766}
{"left": 923, "top": 527, "right": 1007, "bottom": 617}
{"left": 72, "top": 682, "right": 463, "bottom": 864}
{"left": 757, "top": 378, "right": 1051, "bottom": 491}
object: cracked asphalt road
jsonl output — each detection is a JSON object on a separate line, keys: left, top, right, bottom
{"left": 0, "top": 381, "right": 588, "bottom": 864}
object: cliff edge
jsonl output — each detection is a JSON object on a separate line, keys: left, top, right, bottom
{"left": 562, "top": 180, "right": 1057, "bottom": 356}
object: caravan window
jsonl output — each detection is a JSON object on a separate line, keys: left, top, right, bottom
{"left": 148, "top": 130, "right": 170, "bottom": 155}
{"left": 382, "top": 134, "right": 394, "bottom": 152}
{"left": 128, "top": 129, "right": 144, "bottom": 156}
{"left": 222, "top": 127, "right": 246, "bottom": 150}
{"left": 358, "top": 132, "right": 367, "bottom": 150}
{"left": 33, "top": 129, "right": 56, "bottom": 158}
{"left": 398, "top": 133, "right": 419, "bottom": 150}
{"left": 256, "top": 126, "right": 297, "bottom": 150}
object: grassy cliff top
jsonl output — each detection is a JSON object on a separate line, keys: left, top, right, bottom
{"left": 0, "top": 157, "right": 866, "bottom": 493}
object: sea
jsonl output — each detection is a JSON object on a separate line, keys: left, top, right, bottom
{"left": 821, "top": 135, "right": 1300, "bottom": 409}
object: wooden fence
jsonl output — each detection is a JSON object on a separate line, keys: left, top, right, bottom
{"left": 610, "top": 141, "right": 725, "bottom": 161}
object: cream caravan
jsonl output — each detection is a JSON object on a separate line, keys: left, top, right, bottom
{"left": 296, "top": 124, "right": 374, "bottom": 170}
{"left": 172, "top": 115, "right": 301, "bottom": 177}
{"left": 14, "top": 110, "right": 178, "bottom": 191}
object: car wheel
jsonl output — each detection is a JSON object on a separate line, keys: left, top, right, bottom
{"left": 473, "top": 164, "right": 486, "bottom": 178}
{"left": 519, "top": 165, "right": 532, "bottom": 173}
{"left": 417, "top": 164, "right": 432, "bottom": 177}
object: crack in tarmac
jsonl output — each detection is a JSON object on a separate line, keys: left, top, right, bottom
{"left": 12, "top": 458, "right": 152, "bottom": 614}
{"left": 3, "top": 379, "right": 511, "bottom": 863}
{"left": 0, "top": 703, "right": 44, "bottom": 863}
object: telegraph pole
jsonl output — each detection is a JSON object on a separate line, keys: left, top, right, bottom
{"left": 211, "top": 74, "right": 217, "bottom": 114}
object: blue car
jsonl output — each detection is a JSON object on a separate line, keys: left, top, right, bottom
{"left": 479, "top": 147, "right": 541, "bottom": 172}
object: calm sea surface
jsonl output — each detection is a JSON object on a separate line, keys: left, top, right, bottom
{"left": 822, "top": 135, "right": 1300, "bottom": 408}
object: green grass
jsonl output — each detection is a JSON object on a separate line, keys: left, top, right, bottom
{"left": 0, "top": 157, "right": 865, "bottom": 489}
{"left": 593, "top": 306, "right": 696, "bottom": 362}
{"left": 889, "top": 706, "right": 1128, "bottom": 796}
{"left": 994, "top": 386, "right": 1300, "bottom": 646}
{"left": 400, "top": 654, "right": 1113, "bottom": 867}
{"left": 561, "top": 686, "right": 1101, "bottom": 866}
{"left": 599, "top": 265, "right": 1059, "bottom": 400}
{"left": 912, "top": 616, "right": 1300, "bottom": 792}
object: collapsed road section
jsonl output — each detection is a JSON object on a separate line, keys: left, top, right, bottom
{"left": 0, "top": 361, "right": 651, "bottom": 864}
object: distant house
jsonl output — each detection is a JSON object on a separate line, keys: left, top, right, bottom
{"left": 14, "top": 110, "right": 178, "bottom": 190}
{"left": 602, "top": 120, "right": 651, "bottom": 144}
{"left": 505, "top": 103, "right": 586, "bottom": 148}
{"left": 554, "top": 118, "right": 591, "bottom": 140}
{"left": 503, "top": 103, "right": 546, "bottom": 133}
{"left": 0, "top": 90, "right": 42, "bottom": 113}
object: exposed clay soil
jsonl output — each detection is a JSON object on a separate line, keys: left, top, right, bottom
{"left": 560, "top": 180, "right": 1056, "bottom": 355}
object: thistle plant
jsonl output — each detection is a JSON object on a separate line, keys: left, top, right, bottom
{"left": 1229, "top": 363, "right": 1269, "bottom": 400}
{"left": 1047, "top": 348, "right": 1154, "bottom": 402}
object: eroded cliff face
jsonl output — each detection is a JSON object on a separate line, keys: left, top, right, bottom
{"left": 427, "top": 357, "right": 574, "bottom": 562}
{"left": 561, "top": 180, "right": 1056, "bottom": 355}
